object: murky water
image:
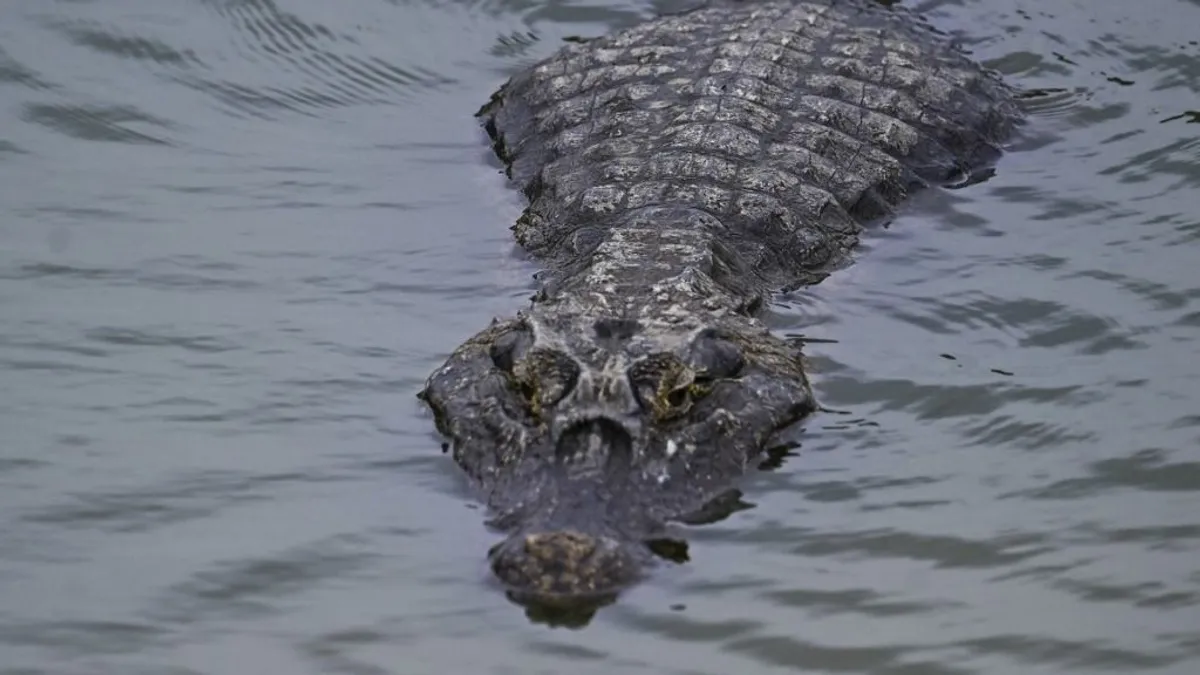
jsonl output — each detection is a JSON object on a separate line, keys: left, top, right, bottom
{"left": 2, "top": 0, "right": 1198, "bottom": 672}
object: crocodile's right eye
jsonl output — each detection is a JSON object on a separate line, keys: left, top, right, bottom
{"left": 514, "top": 348, "right": 581, "bottom": 411}
{"left": 687, "top": 329, "right": 744, "bottom": 382}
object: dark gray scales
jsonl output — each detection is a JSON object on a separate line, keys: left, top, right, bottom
{"left": 422, "top": 0, "right": 1022, "bottom": 610}
{"left": 481, "top": 0, "right": 1019, "bottom": 291}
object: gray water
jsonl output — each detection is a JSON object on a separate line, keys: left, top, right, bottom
{"left": 1, "top": 0, "right": 1198, "bottom": 672}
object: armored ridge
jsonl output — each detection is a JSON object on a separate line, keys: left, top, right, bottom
{"left": 421, "top": 0, "right": 1020, "bottom": 613}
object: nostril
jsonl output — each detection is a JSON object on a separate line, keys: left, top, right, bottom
{"left": 553, "top": 418, "right": 633, "bottom": 469}
{"left": 525, "top": 531, "right": 597, "bottom": 557}
{"left": 592, "top": 317, "right": 640, "bottom": 341}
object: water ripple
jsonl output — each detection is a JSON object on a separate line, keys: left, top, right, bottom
{"left": 761, "top": 587, "right": 962, "bottom": 618}
{"left": 1, "top": 0, "right": 1199, "bottom": 671}
{"left": 20, "top": 469, "right": 338, "bottom": 533}
{"left": 0, "top": 45, "right": 55, "bottom": 90}
{"left": 0, "top": 620, "right": 169, "bottom": 658}
{"left": 0, "top": 139, "right": 29, "bottom": 156}
{"left": 184, "top": 0, "right": 459, "bottom": 117}
{"left": 723, "top": 635, "right": 953, "bottom": 674}
{"left": 2, "top": 260, "right": 261, "bottom": 292}
{"left": 148, "top": 534, "right": 380, "bottom": 624}
{"left": 41, "top": 18, "right": 203, "bottom": 67}
{"left": 953, "top": 634, "right": 1182, "bottom": 670}
{"left": 785, "top": 528, "right": 1051, "bottom": 569}
{"left": 1008, "top": 448, "right": 1200, "bottom": 499}
{"left": 84, "top": 326, "right": 236, "bottom": 354}
{"left": 20, "top": 102, "right": 175, "bottom": 145}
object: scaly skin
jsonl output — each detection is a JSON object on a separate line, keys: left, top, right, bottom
{"left": 421, "top": 0, "right": 1021, "bottom": 609}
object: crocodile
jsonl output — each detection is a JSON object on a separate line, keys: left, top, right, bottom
{"left": 420, "top": 0, "right": 1021, "bottom": 610}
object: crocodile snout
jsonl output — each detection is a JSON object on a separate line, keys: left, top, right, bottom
{"left": 489, "top": 530, "right": 641, "bottom": 600}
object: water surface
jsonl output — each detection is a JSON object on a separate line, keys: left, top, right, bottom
{"left": 1, "top": 0, "right": 1199, "bottom": 673}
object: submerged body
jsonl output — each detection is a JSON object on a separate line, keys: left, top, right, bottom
{"left": 421, "top": 0, "right": 1021, "bottom": 606}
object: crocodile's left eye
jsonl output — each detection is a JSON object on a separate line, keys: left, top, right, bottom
{"left": 629, "top": 354, "right": 699, "bottom": 420}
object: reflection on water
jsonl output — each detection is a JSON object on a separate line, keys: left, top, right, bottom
{"left": 1, "top": 0, "right": 1198, "bottom": 672}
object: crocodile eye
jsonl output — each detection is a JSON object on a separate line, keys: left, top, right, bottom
{"left": 688, "top": 329, "right": 744, "bottom": 381}
{"left": 489, "top": 326, "right": 533, "bottom": 373}
{"left": 629, "top": 354, "right": 697, "bottom": 419}
{"left": 515, "top": 348, "right": 580, "bottom": 409}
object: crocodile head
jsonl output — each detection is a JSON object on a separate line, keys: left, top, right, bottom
{"left": 421, "top": 298, "right": 815, "bottom": 606}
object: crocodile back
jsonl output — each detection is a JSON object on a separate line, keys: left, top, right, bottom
{"left": 479, "top": 0, "right": 1021, "bottom": 291}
